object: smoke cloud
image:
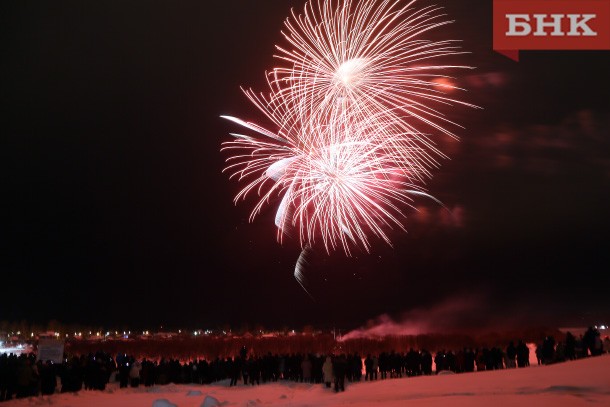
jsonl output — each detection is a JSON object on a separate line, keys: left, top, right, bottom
{"left": 340, "top": 296, "right": 502, "bottom": 341}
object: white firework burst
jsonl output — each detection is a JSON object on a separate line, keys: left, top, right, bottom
{"left": 222, "top": 0, "right": 475, "bottom": 255}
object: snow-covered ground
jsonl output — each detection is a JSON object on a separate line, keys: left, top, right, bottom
{"left": 0, "top": 345, "right": 32, "bottom": 356}
{"left": 4, "top": 355, "right": 609, "bottom": 407}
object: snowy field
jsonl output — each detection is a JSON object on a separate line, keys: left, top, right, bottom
{"left": 4, "top": 354, "right": 609, "bottom": 407}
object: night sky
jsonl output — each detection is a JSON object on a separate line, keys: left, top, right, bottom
{"left": 2, "top": 0, "right": 609, "bottom": 331}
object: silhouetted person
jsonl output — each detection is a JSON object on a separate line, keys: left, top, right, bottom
{"left": 506, "top": 342, "right": 517, "bottom": 368}
{"left": 129, "top": 360, "right": 141, "bottom": 387}
{"left": 16, "top": 357, "right": 36, "bottom": 398}
{"left": 516, "top": 340, "right": 530, "bottom": 367}
{"left": 333, "top": 355, "right": 347, "bottom": 392}
{"left": 582, "top": 327, "right": 601, "bottom": 356}
{"left": 421, "top": 350, "right": 432, "bottom": 375}
{"left": 593, "top": 331, "right": 603, "bottom": 356}
{"left": 301, "top": 355, "right": 312, "bottom": 383}
{"left": 542, "top": 336, "right": 555, "bottom": 364}
{"left": 248, "top": 357, "right": 260, "bottom": 385}
{"left": 40, "top": 361, "right": 56, "bottom": 395}
{"left": 434, "top": 350, "right": 445, "bottom": 373}
{"left": 464, "top": 348, "right": 475, "bottom": 372}
{"left": 565, "top": 332, "right": 576, "bottom": 360}
{"left": 364, "top": 354, "right": 374, "bottom": 380}
{"left": 322, "top": 356, "right": 333, "bottom": 388}
{"left": 229, "top": 357, "right": 241, "bottom": 387}
{"left": 371, "top": 355, "right": 379, "bottom": 379}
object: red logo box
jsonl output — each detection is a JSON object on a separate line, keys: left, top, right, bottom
{"left": 493, "top": 0, "right": 610, "bottom": 60}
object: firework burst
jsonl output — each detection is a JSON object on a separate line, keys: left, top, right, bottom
{"left": 274, "top": 0, "right": 474, "bottom": 140}
{"left": 222, "top": 0, "right": 474, "bottom": 255}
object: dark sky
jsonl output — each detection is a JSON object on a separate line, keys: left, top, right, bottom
{"left": 2, "top": 0, "right": 609, "bottom": 331}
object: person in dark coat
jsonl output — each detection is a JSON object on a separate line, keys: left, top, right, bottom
{"left": 0, "top": 354, "right": 9, "bottom": 401}
{"left": 565, "top": 332, "right": 576, "bottom": 360}
{"left": 16, "top": 358, "right": 35, "bottom": 398}
{"left": 332, "top": 355, "right": 347, "bottom": 392}
{"left": 39, "top": 361, "right": 57, "bottom": 395}
{"left": 516, "top": 340, "right": 530, "bottom": 367}
{"left": 421, "top": 350, "right": 433, "bottom": 375}
{"left": 229, "top": 357, "right": 241, "bottom": 387}
{"left": 506, "top": 341, "right": 517, "bottom": 368}
{"left": 364, "top": 354, "right": 374, "bottom": 381}
{"left": 301, "top": 355, "right": 312, "bottom": 383}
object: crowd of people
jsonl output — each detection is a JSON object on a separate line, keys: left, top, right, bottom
{"left": 1, "top": 327, "right": 607, "bottom": 402}
{"left": 535, "top": 327, "right": 606, "bottom": 364}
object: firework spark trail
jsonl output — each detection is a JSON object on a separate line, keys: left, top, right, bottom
{"left": 294, "top": 245, "right": 316, "bottom": 300}
{"left": 221, "top": 0, "right": 474, "bottom": 256}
